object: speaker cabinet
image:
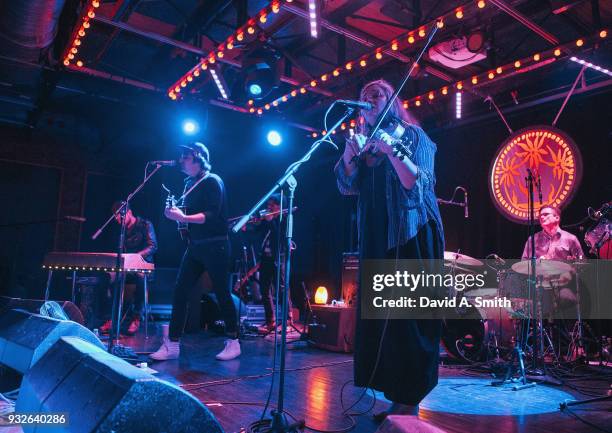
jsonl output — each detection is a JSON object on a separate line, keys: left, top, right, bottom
{"left": 309, "top": 305, "right": 356, "bottom": 353}
{"left": 17, "top": 336, "right": 224, "bottom": 433}
{"left": 0, "top": 309, "right": 103, "bottom": 374}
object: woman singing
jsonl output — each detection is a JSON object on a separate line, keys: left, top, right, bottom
{"left": 334, "top": 79, "right": 444, "bottom": 419}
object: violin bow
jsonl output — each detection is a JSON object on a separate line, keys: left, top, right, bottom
{"left": 365, "top": 21, "right": 441, "bottom": 159}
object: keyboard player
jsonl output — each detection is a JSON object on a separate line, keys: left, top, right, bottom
{"left": 100, "top": 201, "right": 158, "bottom": 335}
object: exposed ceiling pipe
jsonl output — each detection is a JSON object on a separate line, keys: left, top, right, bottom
{"left": 488, "top": 0, "right": 559, "bottom": 45}
{"left": 0, "top": 0, "right": 67, "bottom": 62}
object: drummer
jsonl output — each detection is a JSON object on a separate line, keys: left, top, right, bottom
{"left": 521, "top": 205, "right": 584, "bottom": 309}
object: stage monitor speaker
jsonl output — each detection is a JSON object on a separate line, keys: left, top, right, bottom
{"left": 0, "top": 309, "right": 103, "bottom": 374}
{"left": 375, "top": 415, "right": 447, "bottom": 433}
{"left": 342, "top": 252, "right": 359, "bottom": 305}
{"left": 309, "top": 305, "right": 356, "bottom": 353}
{"left": 0, "top": 296, "right": 84, "bottom": 325}
{"left": 17, "top": 337, "right": 224, "bottom": 433}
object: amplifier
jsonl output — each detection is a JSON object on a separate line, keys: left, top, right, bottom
{"left": 309, "top": 305, "right": 356, "bottom": 353}
{"left": 342, "top": 252, "right": 359, "bottom": 305}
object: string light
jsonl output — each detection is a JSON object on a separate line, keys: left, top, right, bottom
{"left": 408, "top": 35, "right": 415, "bottom": 44}
{"left": 496, "top": 66, "right": 503, "bottom": 74}
{"left": 391, "top": 41, "right": 398, "bottom": 51}
{"left": 310, "top": 80, "right": 317, "bottom": 87}
{"left": 600, "top": 29, "right": 608, "bottom": 38}
{"left": 514, "top": 60, "right": 521, "bottom": 68}
{"left": 332, "top": 69, "right": 340, "bottom": 77}
{"left": 533, "top": 53, "right": 541, "bottom": 61}
{"left": 418, "top": 28, "right": 426, "bottom": 37}
{"left": 441, "top": 87, "right": 448, "bottom": 95}
{"left": 428, "top": 91, "right": 435, "bottom": 100}
{"left": 477, "top": 0, "right": 486, "bottom": 8}
{"left": 360, "top": 59, "right": 367, "bottom": 67}
{"left": 321, "top": 74, "right": 328, "bottom": 81}
{"left": 456, "top": 81, "right": 463, "bottom": 90}
{"left": 488, "top": 71, "right": 495, "bottom": 79}
{"left": 554, "top": 48, "right": 561, "bottom": 56}
{"left": 455, "top": 9, "right": 464, "bottom": 19}
{"left": 259, "top": 13, "right": 267, "bottom": 23}
{"left": 247, "top": 26, "right": 255, "bottom": 34}
{"left": 436, "top": 19, "right": 444, "bottom": 29}
{"left": 575, "top": 38, "right": 584, "bottom": 47}
{"left": 471, "top": 76, "right": 478, "bottom": 84}
{"left": 345, "top": 62, "right": 353, "bottom": 70}
{"left": 375, "top": 51, "right": 383, "bottom": 60}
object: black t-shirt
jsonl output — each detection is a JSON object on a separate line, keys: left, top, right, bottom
{"left": 182, "top": 172, "right": 228, "bottom": 241}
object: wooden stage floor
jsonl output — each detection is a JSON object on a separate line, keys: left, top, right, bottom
{"left": 117, "top": 323, "right": 612, "bottom": 433}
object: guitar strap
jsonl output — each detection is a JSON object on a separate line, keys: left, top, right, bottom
{"left": 180, "top": 171, "right": 210, "bottom": 204}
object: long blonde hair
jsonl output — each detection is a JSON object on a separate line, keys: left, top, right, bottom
{"left": 357, "top": 79, "right": 419, "bottom": 134}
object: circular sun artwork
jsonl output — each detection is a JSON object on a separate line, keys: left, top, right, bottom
{"left": 489, "top": 125, "right": 582, "bottom": 223}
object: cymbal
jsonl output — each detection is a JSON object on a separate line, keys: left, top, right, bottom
{"left": 443, "top": 251, "right": 483, "bottom": 267}
{"left": 511, "top": 259, "right": 573, "bottom": 276}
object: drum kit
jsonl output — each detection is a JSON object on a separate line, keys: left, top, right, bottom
{"left": 441, "top": 251, "right": 590, "bottom": 364}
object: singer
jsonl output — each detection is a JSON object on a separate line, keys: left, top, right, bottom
{"left": 334, "top": 79, "right": 445, "bottom": 419}
{"left": 150, "top": 142, "right": 240, "bottom": 362}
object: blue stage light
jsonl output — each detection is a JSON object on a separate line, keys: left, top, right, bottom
{"left": 182, "top": 119, "right": 198, "bottom": 135}
{"left": 267, "top": 130, "right": 282, "bottom": 146}
{"left": 248, "top": 84, "right": 262, "bottom": 96}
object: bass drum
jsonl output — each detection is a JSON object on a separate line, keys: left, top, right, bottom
{"left": 442, "top": 305, "right": 516, "bottom": 362}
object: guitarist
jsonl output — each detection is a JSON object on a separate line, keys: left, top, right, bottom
{"left": 151, "top": 142, "right": 240, "bottom": 361}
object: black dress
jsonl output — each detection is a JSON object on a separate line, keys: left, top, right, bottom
{"left": 353, "top": 158, "right": 444, "bottom": 405}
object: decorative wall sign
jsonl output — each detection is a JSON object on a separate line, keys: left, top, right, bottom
{"left": 489, "top": 125, "right": 582, "bottom": 223}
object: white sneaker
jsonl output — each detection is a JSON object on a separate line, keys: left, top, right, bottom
{"left": 215, "top": 339, "right": 241, "bottom": 361}
{"left": 149, "top": 339, "right": 180, "bottom": 361}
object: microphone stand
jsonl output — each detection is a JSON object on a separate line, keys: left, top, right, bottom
{"left": 91, "top": 163, "right": 164, "bottom": 355}
{"left": 232, "top": 108, "right": 354, "bottom": 433}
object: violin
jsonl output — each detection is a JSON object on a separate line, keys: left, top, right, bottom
{"left": 351, "top": 113, "right": 415, "bottom": 167}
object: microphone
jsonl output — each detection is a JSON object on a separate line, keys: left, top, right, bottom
{"left": 149, "top": 160, "right": 177, "bottom": 166}
{"left": 464, "top": 190, "right": 469, "bottom": 219}
{"left": 336, "top": 99, "right": 372, "bottom": 111}
{"left": 491, "top": 253, "right": 506, "bottom": 265}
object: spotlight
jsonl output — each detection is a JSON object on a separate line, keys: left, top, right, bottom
{"left": 249, "top": 84, "right": 262, "bottom": 96}
{"left": 243, "top": 47, "right": 280, "bottom": 100}
{"left": 182, "top": 120, "right": 199, "bottom": 135}
{"left": 267, "top": 130, "right": 282, "bottom": 146}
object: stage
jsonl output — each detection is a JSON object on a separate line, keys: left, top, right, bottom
{"left": 106, "top": 324, "right": 612, "bottom": 433}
